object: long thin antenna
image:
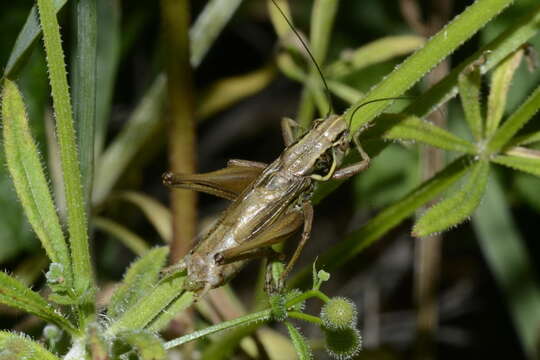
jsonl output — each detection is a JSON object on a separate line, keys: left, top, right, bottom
{"left": 270, "top": 0, "right": 334, "bottom": 117}
{"left": 348, "top": 96, "right": 415, "bottom": 128}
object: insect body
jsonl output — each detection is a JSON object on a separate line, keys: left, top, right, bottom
{"left": 163, "top": 114, "right": 370, "bottom": 293}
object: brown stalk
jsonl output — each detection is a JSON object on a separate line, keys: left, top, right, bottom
{"left": 160, "top": 0, "right": 198, "bottom": 263}
{"left": 400, "top": 0, "right": 452, "bottom": 358}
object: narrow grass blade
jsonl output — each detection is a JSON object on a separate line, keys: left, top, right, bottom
{"left": 107, "top": 247, "right": 169, "bottom": 319}
{"left": 71, "top": 0, "right": 97, "bottom": 208}
{"left": 107, "top": 274, "right": 192, "bottom": 336}
{"left": 345, "top": 0, "right": 516, "bottom": 132}
{"left": 197, "top": 65, "right": 276, "bottom": 121}
{"left": 93, "top": 75, "right": 166, "bottom": 205}
{"left": 458, "top": 61, "right": 484, "bottom": 140}
{"left": 0, "top": 331, "right": 61, "bottom": 360}
{"left": 267, "top": 0, "right": 292, "bottom": 38}
{"left": 511, "top": 130, "right": 540, "bottom": 146}
{"left": 190, "top": 0, "right": 244, "bottom": 67}
{"left": 485, "top": 49, "right": 524, "bottom": 137}
{"left": 326, "top": 35, "right": 426, "bottom": 78}
{"left": 327, "top": 80, "right": 363, "bottom": 105}
{"left": 473, "top": 177, "right": 540, "bottom": 359}
{"left": 36, "top": 0, "right": 92, "bottom": 295}
{"left": 285, "top": 322, "right": 312, "bottom": 360}
{"left": 95, "top": 0, "right": 121, "bottom": 158}
{"left": 487, "top": 84, "right": 540, "bottom": 152}
{"left": 311, "top": 0, "right": 338, "bottom": 65}
{"left": 293, "top": 156, "right": 471, "bottom": 284}
{"left": 3, "top": 0, "right": 67, "bottom": 78}
{"left": 94, "top": 217, "right": 150, "bottom": 256}
{"left": 382, "top": 114, "right": 476, "bottom": 153}
{"left": 0, "top": 272, "right": 77, "bottom": 334}
{"left": 2, "top": 79, "right": 71, "bottom": 286}
{"left": 117, "top": 330, "right": 166, "bottom": 360}
{"left": 116, "top": 192, "right": 172, "bottom": 243}
{"left": 492, "top": 153, "right": 540, "bottom": 177}
{"left": 413, "top": 160, "right": 490, "bottom": 237}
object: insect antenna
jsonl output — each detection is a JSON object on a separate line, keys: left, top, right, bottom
{"left": 347, "top": 96, "right": 415, "bottom": 129}
{"left": 270, "top": 0, "right": 334, "bottom": 117}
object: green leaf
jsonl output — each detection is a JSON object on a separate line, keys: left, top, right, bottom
{"left": 94, "top": 217, "right": 150, "bottom": 256}
{"left": 511, "top": 130, "right": 540, "bottom": 146}
{"left": 267, "top": 0, "right": 292, "bottom": 39}
{"left": 406, "top": 4, "right": 540, "bottom": 120}
{"left": 285, "top": 322, "right": 312, "bottom": 360}
{"left": 413, "top": 160, "right": 490, "bottom": 237}
{"left": 36, "top": 0, "right": 93, "bottom": 296}
{"left": 107, "top": 274, "right": 192, "bottom": 336}
{"left": 327, "top": 80, "right": 363, "bottom": 105}
{"left": 310, "top": 0, "right": 338, "bottom": 65}
{"left": 3, "top": 0, "right": 67, "bottom": 78}
{"left": 485, "top": 49, "right": 524, "bottom": 137}
{"left": 71, "top": 0, "right": 97, "bottom": 209}
{"left": 93, "top": 75, "right": 166, "bottom": 205}
{"left": 190, "top": 0, "right": 244, "bottom": 67}
{"left": 197, "top": 66, "right": 276, "bottom": 121}
{"left": 108, "top": 247, "right": 169, "bottom": 319}
{"left": 1, "top": 79, "right": 71, "bottom": 286}
{"left": 116, "top": 192, "right": 172, "bottom": 243}
{"left": 492, "top": 153, "right": 540, "bottom": 177}
{"left": 292, "top": 156, "right": 471, "bottom": 284}
{"left": 147, "top": 291, "right": 195, "bottom": 332}
{"left": 382, "top": 114, "right": 476, "bottom": 153}
{"left": 326, "top": 35, "right": 425, "bottom": 78}
{"left": 458, "top": 60, "right": 484, "bottom": 140}
{"left": 488, "top": 84, "right": 540, "bottom": 152}
{"left": 473, "top": 177, "right": 540, "bottom": 359}
{"left": 0, "top": 331, "right": 61, "bottom": 360}
{"left": 345, "top": 0, "right": 516, "bottom": 133}
{"left": 0, "top": 272, "right": 77, "bottom": 334}
{"left": 117, "top": 330, "right": 166, "bottom": 360}
{"left": 94, "top": 0, "right": 121, "bottom": 158}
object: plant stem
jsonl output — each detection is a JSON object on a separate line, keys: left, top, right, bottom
{"left": 164, "top": 309, "right": 272, "bottom": 349}
{"left": 160, "top": 0, "right": 198, "bottom": 263}
{"left": 288, "top": 311, "right": 323, "bottom": 325}
{"left": 287, "top": 290, "right": 330, "bottom": 306}
{"left": 36, "top": 0, "right": 94, "bottom": 299}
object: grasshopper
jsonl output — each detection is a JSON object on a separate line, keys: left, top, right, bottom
{"left": 163, "top": 113, "right": 370, "bottom": 293}
{"left": 162, "top": 0, "right": 394, "bottom": 294}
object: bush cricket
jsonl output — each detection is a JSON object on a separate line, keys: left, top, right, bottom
{"left": 163, "top": 111, "right": 371, "bottom": 293}
{"left": 162, "top": 1, "right": 401, "bottom": 294}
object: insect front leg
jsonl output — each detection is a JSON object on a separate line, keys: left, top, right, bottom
{"left": 332, "top": 135, "right": 370, "bottom": 180}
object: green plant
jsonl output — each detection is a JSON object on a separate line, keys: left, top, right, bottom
{"left": 1, "top": 0, "right": 540, "bottom": 359}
